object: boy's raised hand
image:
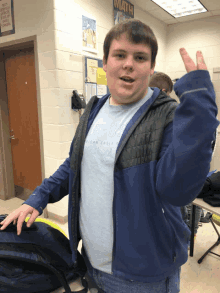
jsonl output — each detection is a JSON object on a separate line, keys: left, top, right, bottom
{"left": 180, "top": 48, "right": 207, "bottom": 73}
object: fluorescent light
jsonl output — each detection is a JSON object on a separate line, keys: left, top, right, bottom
{"left": 151, "top": 0, "right": 207, "bottom": 18}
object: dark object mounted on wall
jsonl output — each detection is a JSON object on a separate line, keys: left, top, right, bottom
{"left": 71, "top": 90, "right": 86, "bottom": 110}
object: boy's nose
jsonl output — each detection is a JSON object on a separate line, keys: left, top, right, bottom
{"left": 123, "top": 56, "right": 134, "bottom": 71}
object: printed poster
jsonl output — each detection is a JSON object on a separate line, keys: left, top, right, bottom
{"left": 113, "top": 0, "right": 134, "bottom": 25}
{"left": 0, "top": 0, "right": 15, "bottom": 37}
{"left": 82, "top": 15, "right": 97, "bottom": 53}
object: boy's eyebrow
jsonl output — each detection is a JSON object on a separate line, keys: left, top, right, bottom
{"left": 112, "top": 49, "right": 150, "bottom": 55}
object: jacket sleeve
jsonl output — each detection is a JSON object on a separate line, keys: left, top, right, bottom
{"left": 23, "top": 140, "right": 74, "bottom": 215}
{"left": 156, "top": 70, "right": 219, "bottom": 206}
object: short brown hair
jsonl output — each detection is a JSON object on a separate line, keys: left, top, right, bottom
{"left": 149, "top": 72, "right": 173, "bottom": 94}
{"left": 103, "top": 19, "right": 158, "bottom": 68}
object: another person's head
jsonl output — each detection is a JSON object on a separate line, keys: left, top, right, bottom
{"left": 149, "top": 72, "right": 173, "bottom": 95}
{"left": 103, "top": 19, "right": 158, "bottom": 106}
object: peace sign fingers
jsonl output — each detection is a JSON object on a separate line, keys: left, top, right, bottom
{"left": 196, "top": 50, "right": 207, "bottom": 70}
{"left": 179, "top": 48, "right": 196, "bottom": 73}
{"left": 179, "top": 48, "right": 207, "bottom": 72}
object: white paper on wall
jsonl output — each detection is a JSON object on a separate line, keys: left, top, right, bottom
{"left": 0, "top": 0, "right": 13, "bottom": 33}
{"left": 97, "top": 84, "right": 107, "bottom": 96}
{"left": 86, "top": 83, "right": 97, "bottom": 102}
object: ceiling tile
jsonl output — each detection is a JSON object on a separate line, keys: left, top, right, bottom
{"left": 200, "top": 0, "right": 220, "bottom": 10}
{"left": 132, "top": 0, "right": 161, "bottom": 12}
{"left": 148, "top": 8, "right": 175, "bottom": 20}
{"left": 133, "top": 0, "right": 220, "bottom": 25}
{"left": 210, "top": 9, "right": 220, "bottom": 16}
{"left": 176, "top": 11, "right": 212, "bottom": 23}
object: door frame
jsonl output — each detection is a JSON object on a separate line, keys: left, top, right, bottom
{"left": 0, "top": 36, "right": 45, "bottom": 200}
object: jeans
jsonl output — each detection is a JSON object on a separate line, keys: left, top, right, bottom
{"left": 181, "top": 204, "right": 202, "bottom": 234}
{"left": 83, "top": 248, "right": 181, "bottom": 293}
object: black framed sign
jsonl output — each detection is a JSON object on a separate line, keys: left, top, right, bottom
{"left": 0, "top": 0, "right": 15, "bottom": 37}
{"left": 113, "top": 0, "right": 134, "bottom": 25}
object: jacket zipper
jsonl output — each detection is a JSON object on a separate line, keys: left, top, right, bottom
{"left": 111, "top": 182, "right": 115, "bottom": 275}
{"left": 159, "top": 202, "right": 176, "bottom": 262}
{"left": 72, "top": 181, "right": 78, "bottom": 268}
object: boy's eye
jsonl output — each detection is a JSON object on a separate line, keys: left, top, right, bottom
{"left": 136, "top": 56, "right": 146, "bottom": 61}
{"left": 116, "top": 54, "right": 125, "bottom": 58}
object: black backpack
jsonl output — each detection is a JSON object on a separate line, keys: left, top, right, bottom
{"left": 0, "top": 215, "right": 88, "bottom": 293}
{"left": 197, "top": 171, "right": 220, "bottom": 207}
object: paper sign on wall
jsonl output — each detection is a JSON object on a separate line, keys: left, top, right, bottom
{"left": 0, "top": 0, "right": 15, "bottom": 37}
{"left": 87, "top": 59, "right": 98, "bottom": 83}
{"left": 97, "top": 68, "right": 107, "bottom": 85}
{"left": 97, "top": 84, "right": 107, "bottom": 96}
{"left": 86, "top": 83, "right": 97, "bottom": 103}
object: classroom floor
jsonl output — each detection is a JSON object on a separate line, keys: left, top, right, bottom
{"left": 1, "top": 197, "right": 220, "bottom": 293}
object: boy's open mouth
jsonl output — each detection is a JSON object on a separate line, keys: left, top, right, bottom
{"left": 120, "top": 77, "right": 135, "bottom": 83}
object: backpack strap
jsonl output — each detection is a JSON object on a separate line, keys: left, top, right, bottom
{"left": 84, "top": 272, "right": 105, "bottom": 293}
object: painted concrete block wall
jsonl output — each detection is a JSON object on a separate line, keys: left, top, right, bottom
{"left": 166, "top": 16, "right": 220, "bottom": 171}
{"left": 0, "top": 0, "right": 54, "bottom": 46}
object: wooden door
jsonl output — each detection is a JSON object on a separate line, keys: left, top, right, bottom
{"left": 4, "top": 48, "right": 42, "bottom": 191}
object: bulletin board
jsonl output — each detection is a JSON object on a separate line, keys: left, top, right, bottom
{"left": 84, "top": 57, "right": 110, "bottom": 102}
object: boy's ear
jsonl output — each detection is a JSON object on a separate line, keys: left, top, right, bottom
{"left": 103, "top": 57, "right": 107, "bottom": 72}
{"left": 150, "top": 62, "right": 155, "bottom": 76}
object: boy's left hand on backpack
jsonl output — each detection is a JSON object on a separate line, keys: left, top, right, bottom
{"left": 0, "top": 204, "right": 39, "bottom": 235}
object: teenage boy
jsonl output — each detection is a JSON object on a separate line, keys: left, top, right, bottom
{"left": 1, "top": 19, "right": 219, "bottom": 292}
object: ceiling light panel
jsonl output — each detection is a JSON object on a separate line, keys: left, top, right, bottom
{"left": 151, "top": 0, "right": 207, "bottom": 18}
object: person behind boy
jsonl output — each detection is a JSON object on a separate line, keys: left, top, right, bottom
{"left": 1, "top": 19, "right": 219, "bottom": 293}
{"left": 149, "top": 71, "right": 173, "bottom": 95}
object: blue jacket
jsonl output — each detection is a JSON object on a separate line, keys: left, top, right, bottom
{"left": 25, "top": 70, "right": 219, "bottom": 282}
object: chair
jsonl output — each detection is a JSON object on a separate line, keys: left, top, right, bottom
{"left": 198, "top": 213, "right": 220, "bottom": 264}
